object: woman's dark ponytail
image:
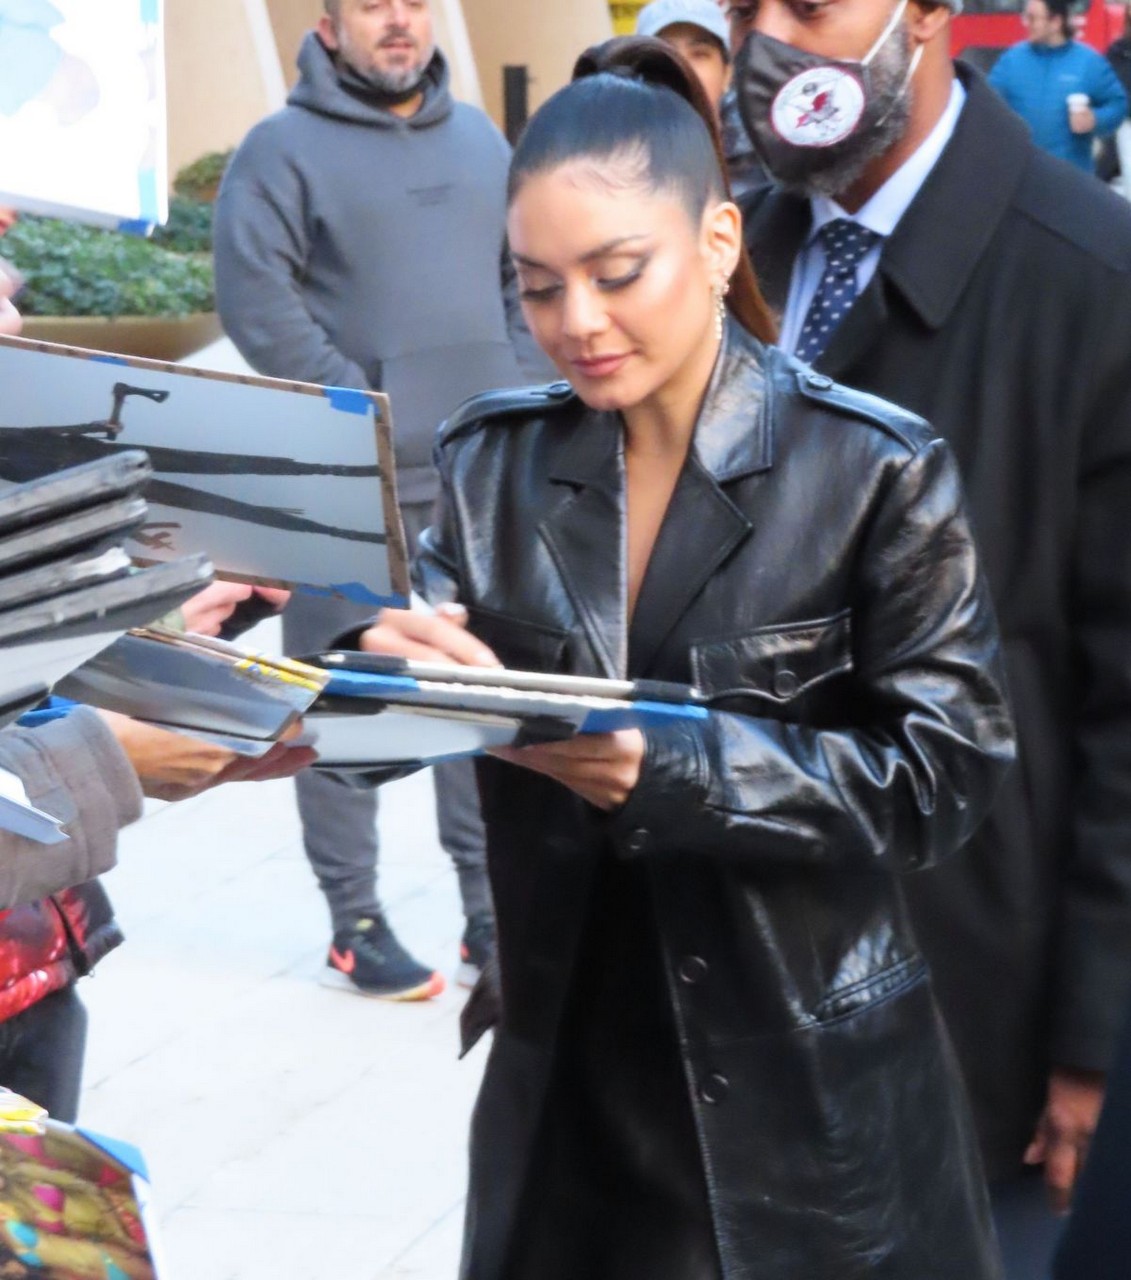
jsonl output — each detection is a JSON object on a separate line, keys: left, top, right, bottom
{"left": 571, "top": 37, "right": 777, "bottom": 345}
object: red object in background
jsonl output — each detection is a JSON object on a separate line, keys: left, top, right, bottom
{"left": 952, "top": 0, "right": 1124, "bottom": 71}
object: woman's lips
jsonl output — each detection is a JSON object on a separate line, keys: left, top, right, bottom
{"left": 571, "top": 353, "right": 631, "bottom": 378}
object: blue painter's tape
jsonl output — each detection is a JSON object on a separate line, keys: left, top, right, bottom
{"left": 324, "top": 387, "right": 371, "bottom": 415}
{"left": 328, "top": 580, "right": 392, "bottom": 605}
{"left": 581, "top": 700, "right": 708, "bottom": 734}
{"left": 116, "top": 218, "right": 153, "bottom": 238}
{"left": 91, "top": 354, "right": 129, "bottom": 367}
{"left": 77, "top": 1129, "right": 150, "bottom": 1179}
{"left": 139, "top": 0, "right": 159, "bottom": 24}
{"left": 295, "top": 581, "right": 404, "bottom": 607}
{"left": 136, "top": 167, "right": 160, "bottom": 225}
{"left": 323, "top": 670, "right": 420, "bottom": 698}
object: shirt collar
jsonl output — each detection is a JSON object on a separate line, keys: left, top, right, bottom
{"left": 806, "top": 78, "right": 967, "bottom": 244}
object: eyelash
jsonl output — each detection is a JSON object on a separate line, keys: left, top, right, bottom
{"left": 520, "top": 263, "right": 647, "bottom": 304}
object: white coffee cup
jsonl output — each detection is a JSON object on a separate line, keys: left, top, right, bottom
{"left": 1067, "top": 91, "right": 1091, "bottom": 120}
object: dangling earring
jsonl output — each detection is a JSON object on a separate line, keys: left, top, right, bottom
{"left": 713, "top": 280, "right": 731, "bottom": 342}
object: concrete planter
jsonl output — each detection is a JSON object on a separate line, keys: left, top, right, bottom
{"left": 19, "top": 312, "right": 223, "bottom": 362}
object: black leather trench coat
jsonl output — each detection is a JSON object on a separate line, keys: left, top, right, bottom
{"left": 413, "top": 325, "right": 1015, "bottom": 1280}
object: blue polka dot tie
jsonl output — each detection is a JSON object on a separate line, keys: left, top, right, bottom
{"left": 794, "top": 219, "right": 881, "bottom": 365}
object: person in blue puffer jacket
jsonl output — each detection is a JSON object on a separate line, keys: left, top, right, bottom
{"left": 990, "top": 0, "right": 1128, "bottom": 172}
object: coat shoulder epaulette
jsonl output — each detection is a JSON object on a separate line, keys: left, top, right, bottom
{"left": 793, "top": 367, "right": 933, "bottom": 454}
{"left": 438, "top": 381, "right": 576, "bottom": 448}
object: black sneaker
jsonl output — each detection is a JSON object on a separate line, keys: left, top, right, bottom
{"left": 458, "top": 914, "right": 496, "bottom": 989}
{"left": 323, "top": 915, "right": 445, "bottom": 1001}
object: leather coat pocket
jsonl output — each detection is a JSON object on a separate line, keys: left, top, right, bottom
{"left": 465, "top": 604, "right": 569, "bottom": 674}
{"left": 812, "top": 954, "right": 928, "bottom": 1026}
{"left": 690, "top": 609, "right": 853, "bottom": 704}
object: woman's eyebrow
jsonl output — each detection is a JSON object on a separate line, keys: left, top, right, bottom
{"left": 513, "top": 235, "right": 650, "bottom": 271}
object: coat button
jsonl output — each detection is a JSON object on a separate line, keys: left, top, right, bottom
{"left": 625, "top": 827, "right": 650, "bottom": 855}
{"left": 700, "top": 1072, "right": 730, "bottom": 1105}
{"left": 806, "top": 372, "right": 834, "bottom": 390}
{"left": 773, "top": 669, "right": 801, "bottom": 698}
{"left": 679, "top": 956, "right": 709, "bottom": 985}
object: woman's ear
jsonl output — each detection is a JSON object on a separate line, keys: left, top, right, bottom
{"left": 702, "top": 200, "right": 743, "bottom": 285}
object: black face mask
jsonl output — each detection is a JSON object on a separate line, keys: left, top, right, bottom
{"left": 734, "top": 1, "right": 921, "bottom": 195}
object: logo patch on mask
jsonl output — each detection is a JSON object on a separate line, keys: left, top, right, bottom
{"left": 770, "top": 67, "right": 867, "bottom": 148}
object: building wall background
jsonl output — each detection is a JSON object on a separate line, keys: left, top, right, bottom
{"left": 165, "top": 0, "right": 613, "bottom": 180}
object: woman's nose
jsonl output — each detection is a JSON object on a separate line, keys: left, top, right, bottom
{"left": 561, "top": 284, "right": 609, "bottom": 341}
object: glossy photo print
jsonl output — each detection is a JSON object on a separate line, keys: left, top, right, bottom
{"left": 0, "top": 336, "right": 409, "bottom": 607}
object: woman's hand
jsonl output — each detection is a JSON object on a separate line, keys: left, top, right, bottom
{"left": 100, "top": 712, "right": 317, "bottom": 802}
{"left": 360, "top": 603, "right": 500, "bottom": 666}
{"left": 490, "top": 730, "right": 645, "bottom": 811}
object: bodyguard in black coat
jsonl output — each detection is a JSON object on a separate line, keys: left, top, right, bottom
{"left": 738, "top": 39, "right": 1131, "bottom": 1208}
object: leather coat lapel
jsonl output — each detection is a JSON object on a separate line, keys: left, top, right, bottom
{"left": 629, "top": 326, "right": 769, "bottom": 675}
{"left": 538, "top": 413, "right": 627, "bottom": 679}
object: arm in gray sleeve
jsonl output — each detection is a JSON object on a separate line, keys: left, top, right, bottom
{"left": 212, "top": 129, "right": 369, "bottom": 389}
{"left": 0, "top": 709, "right": 143, "bottom": 908}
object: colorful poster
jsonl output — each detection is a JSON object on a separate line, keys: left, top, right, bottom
{"left": 0, "top": 0, "right": 167, "bottom": 232}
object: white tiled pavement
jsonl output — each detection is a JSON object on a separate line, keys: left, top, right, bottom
{"left": 77, "top": 615, "right": 484, "bottom": 1280}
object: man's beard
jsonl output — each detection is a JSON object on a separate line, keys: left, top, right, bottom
{"left": 740, "top": 25, "right": 915, "bottom": 201}
{"left": 360, "top": 56, "right": 431, "bottom": 96}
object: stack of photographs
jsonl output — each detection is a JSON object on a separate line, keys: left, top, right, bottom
{"left": 0, "top": 451, "right": 212, "bottom": 728}
{"left": 57, "top": 631, "right": 709, "bottom": 770}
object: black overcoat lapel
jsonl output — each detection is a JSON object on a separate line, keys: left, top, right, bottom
{"left": 537, "top": 412, "right": 627, "bottom": 679}
{"left": 629, "top": 328, "right": 771, "bottom": 676}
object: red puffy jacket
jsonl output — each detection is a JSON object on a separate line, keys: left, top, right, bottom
{"left": 0, "top": 879, "right": 122, "bottom": 1022}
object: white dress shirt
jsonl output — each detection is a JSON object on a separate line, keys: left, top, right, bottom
{"left": 778, "top": 79, "right": 967, "bottom": 356}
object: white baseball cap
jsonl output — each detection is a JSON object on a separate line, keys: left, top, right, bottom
{"left": 636, "top": 0, "right": 731, "bottom": 55}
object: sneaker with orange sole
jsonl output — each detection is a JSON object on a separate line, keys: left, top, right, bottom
{"left": 322, "top": 914, "right": 445, "bottom": 1001}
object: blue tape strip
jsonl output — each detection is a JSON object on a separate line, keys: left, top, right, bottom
{"left": 137, "top": 167, "right": 160, "bottom": 225}
{"left": 139, "top": 0, "right": 159, "bottom": 24}
{"left": 296, "top": 581, "right": 402, "bottom": 607}
{"left": 323, "top": 670, "right": 420, "bottom": 698}
{"left": 91, "top": 354, "right": 129, "bottom": 367}
{"left": 116, "top": 218, "right": 155, "bottom": 237}
{"left": 324, "top": 387, "right": 371, "bottom": 416}
{"left": 581, "top": 700, "right": 708, "bottom": 734}
{"left": 17, "top": 697, "right": 77, "bottom": 728}
{"left": 76, "top": 1128, "right": 150, "bottom": 1180}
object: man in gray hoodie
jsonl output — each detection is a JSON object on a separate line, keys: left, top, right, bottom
{"left": 214, "top": 0, "right": 549, "bottom": 1002}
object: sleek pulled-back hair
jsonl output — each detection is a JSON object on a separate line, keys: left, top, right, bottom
{"left": 508, "top": 36, "right": 776, "bottom": 344}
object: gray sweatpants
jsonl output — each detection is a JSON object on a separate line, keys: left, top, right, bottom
{"left": 283, "top": 499, "right": 490, "bottom": 937}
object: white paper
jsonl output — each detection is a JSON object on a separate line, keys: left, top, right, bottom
{"left": 0, "top": 766, "right": 67, "bottom": 844}
{"left": 307, "top": 708, "right": 524, "bottom": 767}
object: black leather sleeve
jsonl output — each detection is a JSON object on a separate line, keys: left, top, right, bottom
{"left": 610, "top": 439, "right": 1016, "bottom": 874}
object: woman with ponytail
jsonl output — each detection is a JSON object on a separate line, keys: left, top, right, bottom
{"left": 359, "top": 36, "right": 1013, "bottom": 1280}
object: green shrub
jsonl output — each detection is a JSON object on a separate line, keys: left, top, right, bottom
{"left": 173, "top": 150, "right": 233, "bottom": 202}
{"left": 4, "top": 215, "right": 214, "bottom": 318}
{"left": 151, "top": 195, "right": 214, "bottom": 255}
